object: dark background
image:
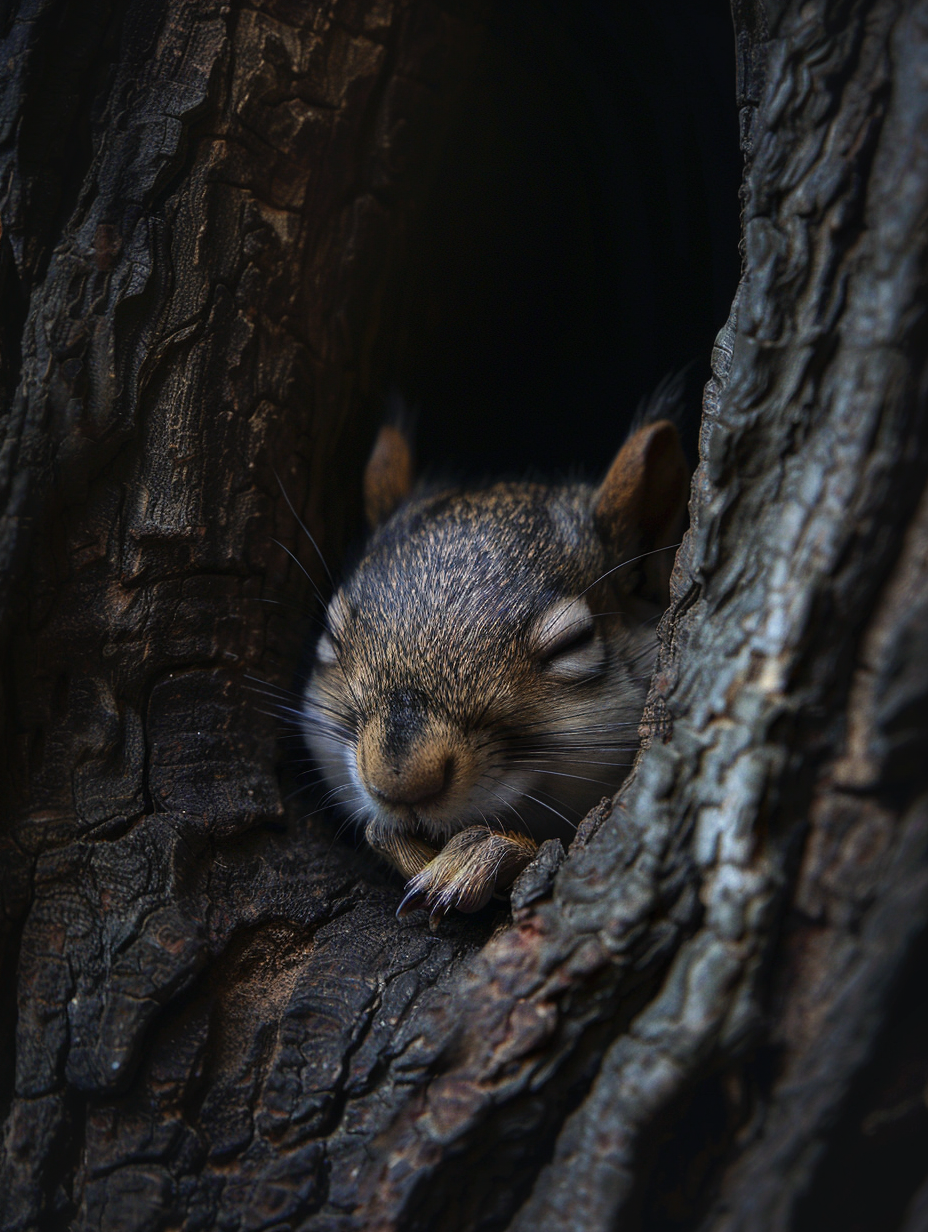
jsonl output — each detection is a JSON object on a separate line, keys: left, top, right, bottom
{"left": 392, "top": 0, "right": 742, "bottom": 478}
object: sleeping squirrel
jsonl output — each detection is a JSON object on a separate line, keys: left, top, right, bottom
{"left": 300, "top": 411, "right": 688, "bottom": 927}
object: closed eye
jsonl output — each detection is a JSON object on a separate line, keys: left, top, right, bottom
{"left": 538, "top": 621, "right": 595, "bottom": 662}
{"left": 532, "top": 597, "right": 604, "bottom": 681}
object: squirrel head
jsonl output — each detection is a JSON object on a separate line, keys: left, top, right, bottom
{"left": 302, "top": 418, "right": 688, "bottom": 848}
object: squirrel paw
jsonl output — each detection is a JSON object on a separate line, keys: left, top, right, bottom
{"left": 396, "top": 828, "right": 538, "bottom": 929}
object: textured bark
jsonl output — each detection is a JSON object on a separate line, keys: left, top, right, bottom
{"left": 1, "top": 2, "right": 926, "bottom": 1232}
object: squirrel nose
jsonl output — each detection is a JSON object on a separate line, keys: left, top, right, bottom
{"left": 358, "top": 726, "right": 454, "bottom": 808}
{"left": 366, "top": 753, "right": 454, "bottom": 807}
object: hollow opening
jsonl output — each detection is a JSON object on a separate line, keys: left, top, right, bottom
{"left": 389, "top": 0, "right": 742, "bottom": 480}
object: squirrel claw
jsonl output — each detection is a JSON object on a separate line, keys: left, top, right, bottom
{"left": 395, "top": 828, "right": 538, "bottom": 924}
{"left": 396, "top": 886, "right": 429, "bottom": 918}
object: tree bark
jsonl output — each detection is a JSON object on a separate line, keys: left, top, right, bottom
{"left": 1, "top": 2, "right": 926, "bottom": 1232}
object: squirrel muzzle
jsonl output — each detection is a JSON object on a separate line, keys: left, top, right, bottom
{"left": 356, "top": 710, "right": 476, "bottom": 824}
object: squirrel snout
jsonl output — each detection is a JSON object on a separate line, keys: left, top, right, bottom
{"left": 357, "top": 725, "right": 457, "bottom": 810}
{"left": 367, "top": 759, "right": 452, "bottom": 807}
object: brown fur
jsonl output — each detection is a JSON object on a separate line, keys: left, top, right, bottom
{"left": 363, "top": 424, "right": 414, "bottom": 530}
{"left": 594, "top": 419, "right": 689, "bottom": 601}
{"left": 302, "top": 420, "right": 689, "bottom": 921}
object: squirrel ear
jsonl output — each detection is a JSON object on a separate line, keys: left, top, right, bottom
{"left": 593, "top": 418, "right": 689, "bottom": 583}
{"left": 363, "top": 423, "right": 415, "bottom": 529}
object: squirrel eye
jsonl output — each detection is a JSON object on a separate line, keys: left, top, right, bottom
{"left": 539, "top": 621, "right": 595, "bottom": 661}
{"left": 532, "top": 598, "right": 603, "bottom": 680}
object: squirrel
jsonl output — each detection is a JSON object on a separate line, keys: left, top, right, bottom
{"left": 300, "top": 407, "right": 689, "bottom": 927}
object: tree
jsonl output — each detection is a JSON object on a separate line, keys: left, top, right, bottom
{"left": 1, "top": 1, "right": 926, "bottom": 1230}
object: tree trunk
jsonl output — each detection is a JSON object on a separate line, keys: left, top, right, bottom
{"left": 1, "top": 2, "right": 926, "bottom": 1231}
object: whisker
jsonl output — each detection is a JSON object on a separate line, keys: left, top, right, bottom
{"left": 272, "top": 537, "right": 328, "bottom": 609}
{"left": 505, "top": 765, "right": 622, "bottom": 788}
{"left": 479, "top": 783, "right": 537, "bottom": 844}
{"left": 243, "top": 673, "right": 307, "bottom": 702}
{"left": 515, "top": 790, "right": 578, "bottom": 832}
{"left": 254, "top": 705, "right": 305, "bottom": 724}
{"left": 273, "top": 469, "right": 336, "bottom": 589}
{"left": 241, "top": 594, "right": 324, "bottom": 625}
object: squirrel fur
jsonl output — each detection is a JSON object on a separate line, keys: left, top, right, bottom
{"left": 300, "top": 411, "right": 688, "bottom": 926}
